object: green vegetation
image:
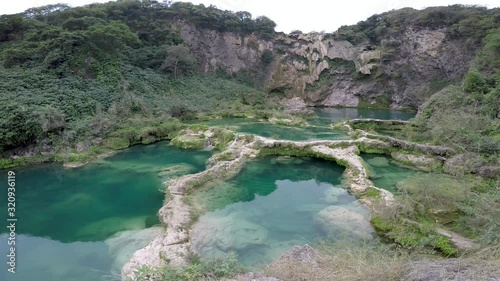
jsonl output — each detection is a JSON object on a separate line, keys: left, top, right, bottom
{"left": 134, "top": 253, "right": 245, "bottom": 281}
{"left": 371, "top": 173, "right": 499, "bottom": 255}
{"left": 0, "top": 0, "right": 281, "bottom": 163}
{"left": 336, "top": 5, "right": 500, "bottom": 45}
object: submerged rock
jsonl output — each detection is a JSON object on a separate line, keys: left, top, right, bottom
{"left": 76, "top": 216, "right": 147, "bottom": 240}
{"left": 366, "top": 156, "right": 390, "bottom": 167}
{"left": 158, "top": 163, "right": 195, "bottom": 179}
{"left": 191, "top": 213, "right": 268, "bottom": 259}
{"left": 314, "top": 205, "right": 374, "bottom": 239}
{"left": 270, "top": 156, "right": 304, "bottom": 165}
{"left": 322, "top": 186, "right": 347, "bottom": 204}
{"left": 105, "top": 226, "right": 163, "bottom": 271}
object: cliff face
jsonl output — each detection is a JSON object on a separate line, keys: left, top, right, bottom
{"left": 176, "top": 22, "right": 475, "bottom": 109}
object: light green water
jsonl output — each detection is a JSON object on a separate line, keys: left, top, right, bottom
{"left": 190, "top": 157, "right": 374, "bottom": 268}
{"left": 193, "top": 118, "right": 349, "bottom": 141}
{"left": 361, "top": 154, "right": 422, "bottom": 193}
{"left": 309, "top": 107, "right": 415, "bottom": 127}
{"left": 0, "top": 142, "right": 212, "bottom": 281}
{"left": 193, "top": 108, "right": 415, "bottom": 141}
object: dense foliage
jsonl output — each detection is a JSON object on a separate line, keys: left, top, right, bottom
{"left": 0, "top": 0, "right": 278, "bottom": 153}
{"left": 336, "top": 5, "right": 500, "bottom": 46}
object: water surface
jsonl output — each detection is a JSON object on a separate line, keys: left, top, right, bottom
{"left": 191, "top": 157, "right": 373, "bottom": 267}
{"left": 194, "top": 108, "right": 415, "bottom": 141}
{"left": 361, "top": 154, "right": 421, "bottom": 193}
{"left": 309, "top": 107, "right": 415, "bottom": 127}
{"left": 0, "top": 142, "right": 212, "bottom": 281}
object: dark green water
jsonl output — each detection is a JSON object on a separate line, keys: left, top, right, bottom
{"left": 0, "top": 142, "right": 212, "bottom": 281}
{"left": 361, "top": 154, "right": 421, "bottom": 193}
{"left": 191, "top": 157, "right": 373, "bottom": 267}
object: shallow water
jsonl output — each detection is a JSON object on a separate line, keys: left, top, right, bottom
{"left": 194, "top": 108, "right": 415, "bottom": 141}
{"left": 190, "top": 157, "right": 373, "bottom": 268}
{"left": 361, "top": 154, "right": 421, "bottom": 193}
{"left": 0, "top": 142, "right": 212, "bottom": 281}
{"left": 309, "top": 107, "right": 415, "bottom": 127}
{"left": 193, "top": 118, "right": 349, "bottom": 141}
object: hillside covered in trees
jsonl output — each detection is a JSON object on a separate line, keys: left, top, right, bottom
{"left": 0, "top": 0, "right": 279, "bottom": 159}
{"left": 0, "top": 1, "right": 498, "bottom": 170}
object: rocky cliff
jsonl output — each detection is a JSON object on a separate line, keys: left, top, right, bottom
{"left": 175, "top": 18, "right": 476, "bottom": 109}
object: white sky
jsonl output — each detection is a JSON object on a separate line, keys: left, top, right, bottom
{"left": 1, "top": 0, "right": 499, "bottom": 33}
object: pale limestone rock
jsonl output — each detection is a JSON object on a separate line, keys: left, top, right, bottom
{"left": 391, "top": 151, "right": 441, "bottom": 171}
{"left": 314, "top": 205, "right": 374, "bottom": 239}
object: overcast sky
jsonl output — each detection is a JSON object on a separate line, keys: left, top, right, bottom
{"left": 1, "top": 0, "right": 499, "bottom": 32}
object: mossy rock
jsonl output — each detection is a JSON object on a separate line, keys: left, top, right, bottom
{"left": 104, "top": 137, "right": 130, "bottom": 150}
{"left": 171, "top": 134, "right": 206, "bottom": 149}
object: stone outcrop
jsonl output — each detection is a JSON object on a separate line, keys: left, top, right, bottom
{"left": 176, "top": 22, "right": 475, "bottom": 109}
{"left": 443, "top": 152, "right": 482, "bottom": 176}
{"left": 279, "top": 97, "right": 314, "bottom": 116}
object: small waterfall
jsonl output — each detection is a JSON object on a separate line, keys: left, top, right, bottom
{"left": 228, "top": 135, "right": 238, "bottom": 149}
{"left": 205, "top": 138, "right": 212, "bottom": 148}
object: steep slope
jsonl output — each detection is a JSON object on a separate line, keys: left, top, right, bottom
{"left": 177, "top": 5, "right": 498, "bottom": 109}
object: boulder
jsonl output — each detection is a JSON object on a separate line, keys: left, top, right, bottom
{"left": 474, "top": 165, "right": 500, "bottom": 179}
{"left": 280, "top": 97, "right": 313, "bottom": 116}
{"left": 443, "top": 152, "right": 482, "bottom": 176}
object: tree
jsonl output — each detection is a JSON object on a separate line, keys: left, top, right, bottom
{"left": 161, "top": 45, "right": 197, "bottom": 79}
{"left": 24, "top": 4, "right": 70, "bottom": 19}
{"left": 87, "top": 20, "right": 139, "bottom": 52}
{"left": 254, "top": 16, "right": 276, "bottom": 39}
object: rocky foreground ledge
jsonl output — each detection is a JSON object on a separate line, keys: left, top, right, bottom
{"left": 121, "top": 121, "right": 471, "bottom": 280}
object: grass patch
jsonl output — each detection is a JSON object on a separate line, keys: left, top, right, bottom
{"left": 134, "top": 253, "right": 245, "bottom": 281}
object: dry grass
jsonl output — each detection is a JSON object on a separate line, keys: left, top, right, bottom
{"left": 263, "top": 241, "right": 500, "bottom": 281}
{"left": 265, "top": 240, "right": 410, "bottom": 281}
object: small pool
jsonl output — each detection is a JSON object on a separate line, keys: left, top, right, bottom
{"left": 190, "top": 157, "right": 373, "bottom": 267}
{"left": 361, "top": 154, "right": 422, "bottom": 193}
